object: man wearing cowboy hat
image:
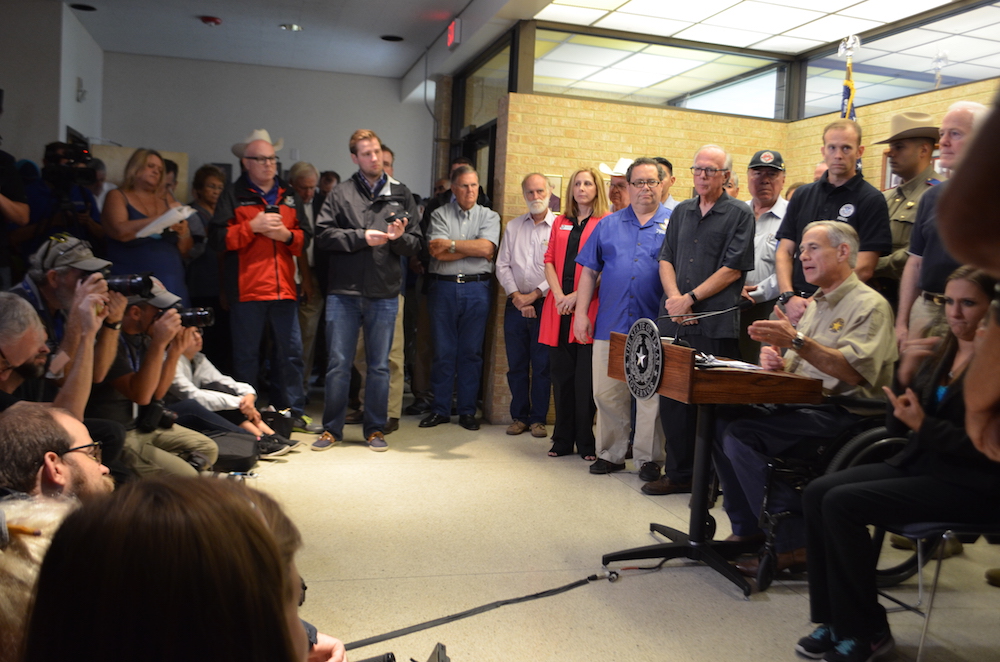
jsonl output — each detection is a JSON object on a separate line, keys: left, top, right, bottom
{"left": 871, "top": 112, "right": 940, "bottom": 306}
{"left": 599, "top": 158, "right": 632, "bottom": 213}
{"left": 208, "top": 129, "right": 320, "bottom": 435}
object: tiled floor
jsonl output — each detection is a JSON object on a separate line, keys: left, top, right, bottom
{"left": 260, "top": 409, "right": 1000, "bottom": 662}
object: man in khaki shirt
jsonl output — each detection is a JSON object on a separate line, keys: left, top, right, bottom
{"left": 871, "top": 112, "right": 940, "bottom": 306}
{"left": 714, "top": 221, "right": 897, "bottom": 575}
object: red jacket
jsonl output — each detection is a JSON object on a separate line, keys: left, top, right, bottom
{"left": 208, "top": 174, "right": 307, "bottom": 303}
{"left": 538, "top": 213, "right": 606, "bottom": 347}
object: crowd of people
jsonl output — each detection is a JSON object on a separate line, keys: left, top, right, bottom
{"left": 1, "top": 92, "right": 1000, "bottom": 662}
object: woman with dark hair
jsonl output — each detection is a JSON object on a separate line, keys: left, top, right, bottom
{"left": 101, "top": 148, "right": 191, "bottom": 304}
{"left": 22, "top": 477, "right": 308, "bottom": 662}
{"left": 794, "top": 266, "right": 1000, "bottom": 662}
{"left": 538, "top": 167, "right": 609, "bottom": 460}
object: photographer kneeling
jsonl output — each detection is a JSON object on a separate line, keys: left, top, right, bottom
{"left": 85, "top": 277, "right": 218, "bottom": 476}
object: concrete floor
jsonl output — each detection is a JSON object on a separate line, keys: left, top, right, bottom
{"left": 257, "top": 405, "right": 1000, "bottom": 662}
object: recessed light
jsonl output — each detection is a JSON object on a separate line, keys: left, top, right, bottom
{"left": 381, "top": 35, "right": 404, "bottom": 42}
{"left": 70, "top": 4, "right": 97, "bottom": 10}
{"left": 280, "top": 23, "right": 303, "bottom": 32}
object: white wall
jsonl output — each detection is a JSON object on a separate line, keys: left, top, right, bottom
{"left": 59, "top": 4, "right": 104, "bottom": 144}
{"left": 0, "top": 0, "right": 62, "bottom": 161}
{"left": 102, "top": 53, "right": 437, "bottom": 197}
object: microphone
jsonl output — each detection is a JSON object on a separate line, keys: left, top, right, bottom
{"left": 656, "top": 299, "right": 754, "bottom": 346}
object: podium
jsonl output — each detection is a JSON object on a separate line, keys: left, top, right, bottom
{"left": 604, "top": 331, "right": 823, "bottom": 596}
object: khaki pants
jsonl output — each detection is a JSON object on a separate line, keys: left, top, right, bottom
{"left": 124, "top": 425, "right": 220, "bottom": 477}
{"left": 354, "top": 295, "right": 405, "bottom": 419}
{"left": 298, "top": 292, "right": 325, "bottom": 391}
{"left": 908, "top": 294, "right": 947, "bottom": 340}
{"left": 592, "top": 339, "right": 665, "bottom": 465}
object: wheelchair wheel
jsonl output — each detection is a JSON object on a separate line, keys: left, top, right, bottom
{"left": 823, "top": 427, "right": 936, "bottom": 587}
{"left": 705, "top": 514, "right": 717, "bottom": 541}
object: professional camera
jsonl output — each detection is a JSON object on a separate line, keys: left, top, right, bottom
{"left": 135, "top": 399, "right": 178, "bottom": 433}
{"left": 41, "top": 141, "right": 97, "bottom": 190}
{"left": 178, "top": 307, "right": 215, "bottom": 328}
{"left": 105, "top": 273, "right": 154, "bottom": 298}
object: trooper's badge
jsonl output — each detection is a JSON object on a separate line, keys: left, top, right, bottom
{"left": 625, "top": 318, "right": 662, "bottom": 400}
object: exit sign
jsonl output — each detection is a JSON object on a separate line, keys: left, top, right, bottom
{"left": 447, "top": 18, "right": 461, "bottom": 49}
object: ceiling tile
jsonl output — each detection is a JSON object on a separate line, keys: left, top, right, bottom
{"left": 586, "top": 67, "right": 672, "bottom": 86}
{"left": 756, "top": 0, "right": 859, "bottom": 12}
{"left": 918, "top": 5, "right": 1000, "bottom": 33}
{"left": 534, "top": 60, "right": 603, "bottom": 79}
{"left": 903, "top": 34, "right": 1000, "bottom": 62}
{"left": 543, "top": 42, "right": 634, "bottom": 66}
{"left": 861, "top": 52, "right": 936, "bottom": 72}
{"left": 784, "top": 14, "right": 883, "bottom": 41}
{"left": 715, "top": 54, "right": 774, "bottom": 66}
{"left": 936, "top": 61, "right": 1000, "bottom": 80}
{"left": 553, "top": 0, "right": 627, "bottom": 9}
{"left": 533, "top": 4, "right": 608, "bottom": 25}
{"left": 614, "top": 52, "right": 706, "bottom": 76}
{"left": 750, "top": 35, "right": 826, "bottom": 52}
{"left": 683, "top": 62, "right": 756, "bottom": 80}
{"left": 861, "top": 28, "right": 947, "bottom": 54}
{"left": 641, "top": 44, "right": 721, "bottom": 61}
{"left": 648, "top": 75, "right": 715, "bottom": 93}
{"left": 838, "top": 0, "right": 949, "bottom": 23}
{"left": 703, "top": 1, "right": 826, "bottom": 34}
{"left": 567, "top": 34, "right": 647, "bottom": 50}
{"left": 620, "top": 0, "right": 741, "bottom": 23}
{"left": 969, "top": 52, "right": 1000, "bottom": 68}
{"left": 569, "top": 79, "right": 640, "bottom": 93}
{"left": 594, "top": 12, "right": 692, "bottom": 37}
{"left": 672, "top": 23, "right": 772, "bottom": 49}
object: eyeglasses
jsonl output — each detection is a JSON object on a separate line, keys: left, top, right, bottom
{"left": 59, "top": 441, "right": 103, "bottom": 465}
{"left": 244, "top": 156, "right": 278, "bottom": 165}
{"left": 630, "top": 179, "right": 661, "bottom": 189}
{"left": 690, "top": 167, "right": 726, "bottom": 176}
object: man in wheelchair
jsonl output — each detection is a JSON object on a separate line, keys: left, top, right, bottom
{"left": 712, "top": 221, "right": 898, "bottom": 577}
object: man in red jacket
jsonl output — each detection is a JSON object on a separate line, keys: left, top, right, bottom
{"left": 208, "top": 129, "right": 320, "bottom": 434}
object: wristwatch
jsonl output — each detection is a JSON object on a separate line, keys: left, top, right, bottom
{"left": 448, "top": 240, "right": 457, "bottom": 254}
{"left": 791, "top": 331, "right": 806, "bottom": 350}
{"left": 103, "top": 319, "right": 122, "bottom": 331}
{"left": 777, "top": 291, "right": 796, "bottom": 305}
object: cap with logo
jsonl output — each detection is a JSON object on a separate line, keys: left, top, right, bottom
{"left": 31, "top": 235, "right": 112, "bottom": 273}
{"left": 748, "top": 150, "right": 785, "bottom": 171}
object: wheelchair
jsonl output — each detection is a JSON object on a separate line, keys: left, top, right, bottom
{"left": 750, "top": 410, "right": 925, "bottom": 590}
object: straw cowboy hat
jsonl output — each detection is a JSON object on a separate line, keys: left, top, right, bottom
{"left": 231, "top": 129, "right": 285, "bottom": 158}
{"left": 599, "top": 157, "right": 634, "bottom": 177}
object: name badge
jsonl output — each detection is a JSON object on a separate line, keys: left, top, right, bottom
{"left": 560, "top": 224, "right": 573, "bottom": 230}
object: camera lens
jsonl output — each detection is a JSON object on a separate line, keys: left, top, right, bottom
{"left": 178, "top": 307, "right": 215, "bottom": 328}
{"left": 106, "top": 273, "right": 154, "bottom": 298}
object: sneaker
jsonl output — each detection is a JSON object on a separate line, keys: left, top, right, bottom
{"left": 291, "top": 415, "right": 323, "bottom": 434}
{"left": 258, "top": 438, "right": 291, "bottom": 459}
{"left": 823, "top": 631, "right": 893, "bottom": 662}
{"left": 311, "top": 431, "right": 339, "bottom": 451}
{"left": 529, "top": 422, "right": 547, "bottom": 438}
{"left": 796, "top": 624, "right": 837, "bottom": 659}
{"left": 367, "top": 431, "right": 388, "bottom": 452}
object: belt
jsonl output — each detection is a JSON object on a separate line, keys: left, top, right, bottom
{"left": 428, "top": 273, "right": 491, "bottom": 283}
{"left": 921, "top": 291, "right": 945, "bottom": 305}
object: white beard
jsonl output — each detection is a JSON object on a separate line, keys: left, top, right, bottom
{"left": 528, "top": 198, "right": 549, "bottom": 215}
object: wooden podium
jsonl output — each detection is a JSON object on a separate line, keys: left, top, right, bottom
{"left": 604, "top": 331, "right": 823, "bottom": 596}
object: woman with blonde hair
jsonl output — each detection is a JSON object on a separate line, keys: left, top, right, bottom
{"left": 538, "top": 167, "right": 609, "bottom": 460}
{"left": 101, "top": 148, "right": 192, "bottom": 304}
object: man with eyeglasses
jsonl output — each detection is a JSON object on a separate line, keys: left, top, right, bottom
{"left": 775, "top": 119, "right": 891, "bottom": 326}
{"left": 599, "top": 158, "right": 632, "bottom": 213}
{"left": 645, "top": 145, "right": 754, "bottom": 495}
{"left": 0, "top": 401, "right": 113, "bottom": 500}
{"left": 209, "top": 129, "right": 320, "bottom": 436}
{"left": 574, "top": 157, "right": 669, "bottom": 479}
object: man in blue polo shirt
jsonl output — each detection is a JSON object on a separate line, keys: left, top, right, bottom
{"left": 574, "top": 158, "right": 668, "bottom": 479}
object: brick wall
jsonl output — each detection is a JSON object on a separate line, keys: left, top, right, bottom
{"left": 481, "top": 80, "right": 998, "bottom": 423}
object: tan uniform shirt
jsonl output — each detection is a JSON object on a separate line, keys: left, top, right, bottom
{"left": 785, "top": 272, "right": 898, "bottom": 399}
{"left": 875, "top": 163, "right": 939, "bottom": 281}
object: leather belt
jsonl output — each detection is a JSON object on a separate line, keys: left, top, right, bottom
{"left": 921, "top": 291, "right": 945, "bottom": 306}
{"left": 428, "top": 273, "right": 491, "bottom": 283}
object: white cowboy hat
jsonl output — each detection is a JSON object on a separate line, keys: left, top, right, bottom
{"left": 232, "top": 129, "right": 284, "bottom": 158}
{"left": 599, "top": 157, "right": 634, "bottom": 177}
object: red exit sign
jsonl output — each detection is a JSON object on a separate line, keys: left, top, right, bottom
{"left": 447, "top": 18, "right": 461, "bottom": 49}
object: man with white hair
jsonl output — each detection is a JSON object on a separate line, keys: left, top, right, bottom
{"left": 895, "top": 100, "right": 990, "bottom": 345}
{"left": 495, "top": 173, "right": 554, "bottom": 437}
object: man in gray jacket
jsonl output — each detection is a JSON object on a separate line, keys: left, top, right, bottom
{"left": 312, "top": 129, "right": 422, "bottom": 452}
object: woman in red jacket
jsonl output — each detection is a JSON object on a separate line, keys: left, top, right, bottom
{"left": 539, "top": 167, "right": 609, "bottom": 460}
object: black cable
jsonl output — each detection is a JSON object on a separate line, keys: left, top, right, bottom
{"left": 344, "top": 572, "right": 609, "bottom": 651}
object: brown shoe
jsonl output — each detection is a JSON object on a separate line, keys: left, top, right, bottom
{"left": 986, "top": 568, "right": 1000, "bottom": 587}
{"left": 345, "top": 409, "right": 364, "bottom": 424}
{"left": 366, "top": 431, "right": 388, "bottom": 452}
{"left": 384, "top": 417, "right": 399, "bottom": 434}
{"left": 735, "top": 547, "right": 807, "bottom": 577}
{"left": 530, "top": 423, "right": 547, "bottom": 438}
{"left": 640, "top": 476, "right": 693, "bottom": 496}
{"left": 506, "top": 420, "right": 529, "bottom": 435}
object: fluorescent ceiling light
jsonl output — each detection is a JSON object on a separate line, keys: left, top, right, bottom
{"left": 704, "top": 1, "right": 825, "bottom": 34}
{"left": 838, "top": 0, "right": 949, "bottom": 23}
{"left": 554, "top": 0, "right": 624, "bottom": 9}
{"left": 750, "top": 35, "right": 826, "bottom": 52}
{"left": 543, "top": 42, "right": 633, "bottom": 66}
{"left": 783, "top": 14, "right": 883, "bottom": 41}
{"left": 614, "top": 52, "right": 704, "bottom": 76}
{"left": 586, "top": 67, "right": 672, "bottom": 86}
{"left": 533, "top": 5, "right": 607, "bottom": 25}
{"left": 594, "top": 12, "right": 692, "bottom": 37}
{"left": 534, "top": 60, "right": 603, "bottom": 79}
{"left": 673, "top": 23, "right": 772, "bottom": 48}
{"left": 622, "top": 0, "right": 741, "bottom": 24}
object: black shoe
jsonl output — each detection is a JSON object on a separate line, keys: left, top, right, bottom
{"left": 404, "top": 400, "right": 431, "bottom": 416}
{"left": 419, "top": 413, "right": 450, "bottom": 428}
{"left": 384, "top": 417, "right": 399, "bottom": 434}
{"left": 590, "top": 458, "right": 626, "bottom": 474}
{"left": 639, "top": 461, "right": 661, "bottom": 482}
{"left": 458, "top": 414, "right": 480, "bottom": 431}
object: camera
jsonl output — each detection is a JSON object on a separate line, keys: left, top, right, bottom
{"left": 177, "top": 307, "right": 215, "bottom": 328}
{"left": 106, "top": 272, "right": 154, "bottom": 298}
{"left": 136, "top": 399, "right": 178, "bottom": 433}
{"left": 41, "top": 141, "right": 97, "bottom": 190}
{"left": 265, "top": 205, "right": 281, "bottom": 214}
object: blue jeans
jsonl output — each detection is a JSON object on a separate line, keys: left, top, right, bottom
{"left": 428, "top": 279, "right": 490, "bottom": 417}
{"left": 229, "top": 299, "right": 305, "bottom": 416}
{"left": 323, "top": 294, "right": 398, "bottom": 438}
{"left": 503, "top": 300, "right": 550, "bottom": 424}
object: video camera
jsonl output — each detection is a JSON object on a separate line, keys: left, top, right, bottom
{"left": 41, "top": 141, "right": 97, "bottom": 192}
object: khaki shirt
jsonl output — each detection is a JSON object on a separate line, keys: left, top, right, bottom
{"left": 785, "top": 272, "right": 898, "bottom": 399}
{"left": 875, "top": 163, "right": 940, "bottom": 281}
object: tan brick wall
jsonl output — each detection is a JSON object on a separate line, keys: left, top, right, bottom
{"left": 481, "top": 80, "right": 999, "bottom": 423}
